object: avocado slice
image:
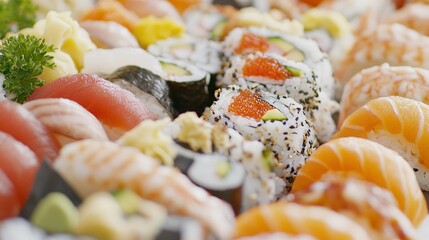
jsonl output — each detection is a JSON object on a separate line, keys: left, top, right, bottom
{"left": 211, "top": 20, "right": 227, "bottom": 40}
{"left": 267, "top": 37, "right": 294, "bottom": 52}
{"left": 161, "top": 62, "right": 191, "bottom": 76}
{"left": 216, "top": 161, "right": 232, "bottom": 178}
{"left": 261, "top": 109, "right": 287, "bottom": 121}
{"left": 112, "top": 189, "right": 141, "bottom": 215}
{"left": 285, "top": 49, "right": 305, "bottom": 62}
{"left": 262, "top": 150, "right": 275, "bottom": 172}
{"left": 30, "top": 192, "right": 79, "bottom": 234}
{"left": 285, "top": 66, "right": 303, "bottom": 77}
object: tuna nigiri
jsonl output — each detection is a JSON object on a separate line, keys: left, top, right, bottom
{"left": 0, "top": 101, "right": 59, "bottom": 161}
{"left": 23, "top": 98, "right": 108, "bottom": 146}
{"left": 234, "top": 202, "right": 371, "bottom": 239}
{"left": 0, "top": 132, "right": 39, "bottom": 206}
{"left": 335, "top": 24, "right": 429, "bottom": 91}
{"left": 335, "top": 96, "right": 429, "bottom": 192}
{"left": 291, "top": 137, "right": 427, "bottom": 226}
{"left": 28, "top": 74, "right": 156, "bottom": 140}
{"left": 53, "top": 140, "right": 235, "bottom": 239}
{"left": 338, "top": 64, "right": 429, "bottom": 126}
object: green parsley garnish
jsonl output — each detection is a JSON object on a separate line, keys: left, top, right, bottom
{"left": 0, "top": 0, "right": 38, "bottom": 39}
{"left": 0, "top": 34, "right": 56, "bottom": 103}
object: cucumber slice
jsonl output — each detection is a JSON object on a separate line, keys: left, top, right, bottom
{"left": 285, "top": 66, "right": 303, "bottom": 77}
{"left": 267, "top": 37, "right": 294, "bottom": 52}
{"left": 161, "top": 62, "right": 191, "bottom": 76}
{"left": 261, "top": 109, "right": 287, "bottom": 121}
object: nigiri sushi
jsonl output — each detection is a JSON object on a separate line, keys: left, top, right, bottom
{"left": 23, "top": 98, "right": 108, "bottom": 146}
{"left": 286, "top": 174, "right": 417, "bottom": 239}
{"left": 0, "top": 132, "right": 39, "bottom": 207}
{"left": 335, "top": 24, "right": 429, "bottom": 91}
{"left": 0, "top": 101, "right": 59, "bottom": 162}
{"left": 53, "top": 139, "right": 235, "bottom": 239}
{"left": 335, "top": 96, "right": 429, "bottom": 192}
{"left": 79, "top": 21, "right": 139, "bottom": 49}
{"left": 0, "top": 170, "right": 20, "bottom": 221}
{"left": 28, "top": 74, "right": 156, "bottom": 140}
{"left": 384, "top": 3, "right": 429, "bottom": 36}
{"left": 234, "top": 202, "right": 371, "bottom": 239}
{"left": 291, "top": 137, "right": 427, "bottom": 226}
{"left": 338, "top": 64, "right": 429, "bottom": 126}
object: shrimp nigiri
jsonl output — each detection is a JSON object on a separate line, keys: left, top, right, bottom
{"left": 338, "top": 64, "right": 429, "bottom": 126}
{"left": 335, "top": 96, "right": 429, "bottom": 192}
{"left": 291, "top": 137, "right": 427, "bottom": 226}
{"left": 234, "top": 202, "right": 371, "bottom": 240}
{"left": 54, "top": 140, "right": 235, "bottom": 239}
{"left": 384, "top": 3, "right": 429, "bottom": 36}
{"left": 335, "top": 24, "right": 429, "bottom": 91}
{"left": 23, "top": 98, "right": 108, "bottom": 146}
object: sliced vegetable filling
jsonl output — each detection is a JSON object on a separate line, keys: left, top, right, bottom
{"left": 267, "top": 37, "right": 305, "bottom": 62}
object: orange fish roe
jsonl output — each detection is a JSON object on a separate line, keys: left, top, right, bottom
{"left": 235, "top": 33, "right": 269, "bottom": 54}
{"left": 228, "top": 90, "right": 274, "bottom": 121}
{"left": 243, "top": 56, "right": 291, "bottom": 81}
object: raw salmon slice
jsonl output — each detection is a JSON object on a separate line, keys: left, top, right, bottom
{"left": 0, "top": 170, "right": 20, "bottom": 221}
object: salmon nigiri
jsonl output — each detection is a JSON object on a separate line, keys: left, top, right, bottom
{"left": 234, "top": 202, "right": 371, "bottom": 240}
{"left": 0, "top": 170, "right": 20, "bottom": 220}
{"left": 291, "top": 137, "right": 427, "bottom": 226}
{"left": 335, "top": 96, "right": 429, "bottom": 192}
{"left": 0, "top": 132, "right": 39, "bottom": 206}
{"left": 28, "top": 74, "right": 156, "bottom": 140}
{"left": 286, "top": 174, "right": 417, "bottom": 239}
{"left": 338, "top": 64, "right": 429, "bottom": 126}
{"left": 24, "top": 98, "right": 108, "bottom": 146}
{"left": 335, "top": 24, "right": 429, "bottom": 90}
{"left": 0, "top": 101, "right": 59, "bottom": 161}
{"left": 54, "top": 140, "right": 235, "bottom": 239}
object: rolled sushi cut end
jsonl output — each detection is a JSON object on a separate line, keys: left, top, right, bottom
{"left": 204, "top": 85, "right": 318, "bottom": 196}
{"left": 188, "top": 155, "right": 245, "bottom": 215}
{"left": 160, "top": 58, "right": 210, "bottom": 114}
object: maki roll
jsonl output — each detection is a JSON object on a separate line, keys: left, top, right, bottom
{"left": 159, "top": 58, "right": 210, "bottom": 115}
{"left": 104, "top": 66, "right": 176, "bottom": 119}
{"left": 222, "top": 52, "right": 339, "bottom": 142}
{"left": 222, "top": 27, "right": 335, "bottom": 98}
{"left": 168, "top": 112, "right": 277, "bottom": 211}
{"left": 204, "top": 86, "right": 318, "bottom": 196}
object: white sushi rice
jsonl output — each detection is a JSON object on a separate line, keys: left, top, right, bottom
{"left": 0, "top": 218, "right": 45, "bottom": 240}
{"left": 167, "top": 118, "right": 277, "bottom": 210}
{"left": 222, "top": 52, "right": 339, "bottom": 142}
{"left": 222, "top": 27, "right": 336, "bottom": 98}
{"left": 368, "top": 129, "right": 429, "bottom": 191}
{"left": 204, "top": 85, "right": 318, "bottom": 196}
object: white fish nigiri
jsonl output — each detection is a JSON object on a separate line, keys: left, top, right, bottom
{"left": 23, "top": 98, "right": 108, "bottom": 146}
{"left": 54, "top": 140, "right": 235, "bottom": 239}
{"left": 80, "top": 21, "right": 139, "bottom": 49}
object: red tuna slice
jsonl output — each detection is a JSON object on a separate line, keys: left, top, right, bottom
{"left": 0, "top": 170, "right": 21, "bottom": 220}
{"left": 28, "top": 74, "right": 156, "bottom": 138}
{"left": 0, "top": 101, "right": 60, "bottom": 162}
{"left": 0, "top": 131, "right": 39, "bottom": 206}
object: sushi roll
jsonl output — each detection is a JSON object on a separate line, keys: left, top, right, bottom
{"left": 104, "top": 65, "right": 176, "bottom": 119}
{"left": 335, "top": 96, "right": 429, "bottom": 193}
{"left": 234, "top": 202, "right": 371, "bottom": 240}
{"left": 167, "top": 112, "right": 277, "bottom": 210}
{"left": 338, "top": 64, "right": 429, "bottom": 126}
{"left": 222, "top": 27, "right": 335, "bottom": 98}
{"left": 222, "top": 52, "right": 339, "bottom": 142}
{"left": 204, "top": 86, "right": 318, "bottom": 196}
{"left": 335, "top": 24, "right": 429, "bottom": 92}
{"left": 183, "top": 4, "right": 229, "bottom": 40}
{"left": 292, "top": 137, "right": 428, "bottom": 226}
{"left": 159, "top": 58, "right": 210, "bottom": 115}
{"left": 285, "top": 174, "right": 417, "bottom": 240}
{"left": 300, "top": 9, "right": 354, "bottom": 69}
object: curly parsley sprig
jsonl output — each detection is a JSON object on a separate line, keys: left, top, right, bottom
{"left": 0, "top": 0, "right": 37, "bottom": 39}
{"left": 0, "top": 34, "right": 56, "bottom": 103}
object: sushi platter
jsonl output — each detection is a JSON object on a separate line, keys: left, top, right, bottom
{"left": 2, "top": 0, "right": 429, "bottom": 239}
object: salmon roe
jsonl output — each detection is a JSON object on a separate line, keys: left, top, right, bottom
{"left": 228, "top": 90, "right": 273, "bottom": 121}
{"left": 235, "top": 33, "right": 269, "bottom": 54}
{"left": 243, "top": 56, "right": 291, "bottom": 81}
